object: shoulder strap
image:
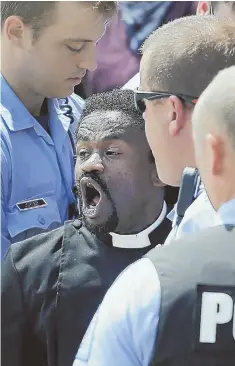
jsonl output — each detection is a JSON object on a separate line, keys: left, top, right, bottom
{"left": 59, "top": 97, "right": 77, "bottom": 166}
{"left": 175, "top": 167, "right": 200, "bottom": 227}
{"left": 59, "top": 97, "right": 79, "bottom": 218}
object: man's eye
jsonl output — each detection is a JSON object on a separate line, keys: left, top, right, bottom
{"left": 106, "top": 149, "right": 120, "bottom": 156}
{"left": 78, "top": 150, "right": 90, "bottom": 159}
{"left": 66, "top": 45, "right": 84, "bottom": 53}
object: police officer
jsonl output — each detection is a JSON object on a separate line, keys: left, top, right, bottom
{"left": 124, "top": 6, "right": 235, "bottom": 244}
{"left": 165, "top": 4, "right": 235, "bottom": 242}
{"left": 73, "top": 67, "right": 235, "bottom": 366}
{"left": 0, "top": 1, "right": 116, "bottom": 257}
{"left": 169, "top": 2, "right": 235, "bottom": 241}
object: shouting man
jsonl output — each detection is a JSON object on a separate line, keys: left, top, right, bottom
{"left": 1, "top": 89, "right": 176, "bottom": 366}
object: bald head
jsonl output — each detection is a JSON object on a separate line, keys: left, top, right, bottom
{"left": 192, "top": 66, "right": 235, "bottom": 210}
{"left": 192, "top": 66, "right": 235, "bottom": 149}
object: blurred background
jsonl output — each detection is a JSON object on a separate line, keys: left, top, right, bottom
{"left": 75, "top": 1, "right": 197, "bottom": 99}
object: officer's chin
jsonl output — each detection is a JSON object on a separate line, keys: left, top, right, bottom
{"left": 50, "top": 86, "right": 75, "bottom": 99}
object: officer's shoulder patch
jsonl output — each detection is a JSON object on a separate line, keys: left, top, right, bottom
{"left": 193, "top": 284, "right": 235, "bottom": 354}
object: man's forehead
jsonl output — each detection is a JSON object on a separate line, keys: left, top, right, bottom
{"left": 55, "top": 1, "right": 107, "bottom": 43}
{"left": 77, "top": 111, "right": 130, "bottom": 142}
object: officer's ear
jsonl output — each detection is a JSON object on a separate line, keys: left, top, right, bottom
{"left": 206, "top": 133, "right": 224, "bottom": 176}
{"left": 196, "top": 1, "right": 211, "bottom": 15}
{"left": 3, "top": 16, "right": 25, "bottom": 43}
{"left": 167, "top": 96, "right": 189, "bottom": 137}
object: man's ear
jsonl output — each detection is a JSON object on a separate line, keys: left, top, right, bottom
{"left": 167, "top": 96, "right": 187, "bottom": 137}
{"left": 196, "top": 1, "right": 210, "bottom": 15}
{"left": 207, "top": 133, "right": 224, "bottom": 176}
{"left": 4, "top": 16, "right": 25, "bottom": 42}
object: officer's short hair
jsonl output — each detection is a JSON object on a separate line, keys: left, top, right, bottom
{"left": 1, "top": 1, "right": 117, "bottom": 38}
{"left": 141, "top": 16, "right": 235, "bottom": 98}
{"left": 76, "top": 89, "right": 154, "bottom": 163}
{"left": 193, "top": 66, "right": 235, "bottom": 148}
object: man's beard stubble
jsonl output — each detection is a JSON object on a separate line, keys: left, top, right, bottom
{"left": 76, "top": 172, "right": 119, "bottom": 240}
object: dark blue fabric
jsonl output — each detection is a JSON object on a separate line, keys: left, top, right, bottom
{"left": 120, "top": 1, "right": 173, "bottom": 53}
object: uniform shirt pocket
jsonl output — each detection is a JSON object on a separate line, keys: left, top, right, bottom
{"left": 7, "top": 192, "right": 62, "bottom": 243}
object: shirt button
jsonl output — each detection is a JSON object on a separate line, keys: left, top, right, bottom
{"left": 38, "top": 216, "right": 45, "bottom": 225}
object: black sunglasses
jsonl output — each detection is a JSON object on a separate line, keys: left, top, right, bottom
{"left": 134, "top": 89, "right": 198, "bottom": 114}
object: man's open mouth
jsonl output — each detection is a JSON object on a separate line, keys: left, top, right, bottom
{"left": 85, "top": 183, "right": 101, "bottom": 207}
{"left": 80, "top": 177, "right": 102, "bottom": 217}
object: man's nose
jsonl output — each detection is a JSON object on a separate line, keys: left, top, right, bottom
{"left": 77, "top": 44, "right": 97, "bottom": 72}
{"left": 81, "top": 153, "right": 104, "bottom": 173}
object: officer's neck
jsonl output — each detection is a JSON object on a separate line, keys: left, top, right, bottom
{"left": 1, "top": 70, "right": 45, "bottom": 116}
{"left": 211, "top": 169, "right": 235, "bottom": 211}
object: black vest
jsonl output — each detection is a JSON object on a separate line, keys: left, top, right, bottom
{"left": 2, "top": 216, "right": 172, "bottom": 366}
{"left": 146, "top": 225, "right": 235, "bottom": 366}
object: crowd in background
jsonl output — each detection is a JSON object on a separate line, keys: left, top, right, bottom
{"left": 75, "top": 1, "right": 197, "bottom": 98}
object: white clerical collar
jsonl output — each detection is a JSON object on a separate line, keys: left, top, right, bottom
{"left": 110, "top": 201, "right": 167, "bottom": 249}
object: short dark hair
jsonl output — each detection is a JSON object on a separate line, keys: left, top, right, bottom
{"left": 76, "top": 89, "right": 154, "bottom": 162}
{"left": 141, "top": 16, "right": 235, "bottom": 97}
{"left": 77, "top": 89, "right": 145, "bottom": 135}
{"left": 1, "top": 1, "right": 117, "bottom": 38}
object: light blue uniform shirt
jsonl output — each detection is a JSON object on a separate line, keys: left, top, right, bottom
{"left": 73, "top": 198, "right": 235, "bottom": 366}
{"left": 165, "top": 189, "right": 216, "bottom": 244}
{"left": 1, "top": 74, "right": 84, "bottom": 257}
